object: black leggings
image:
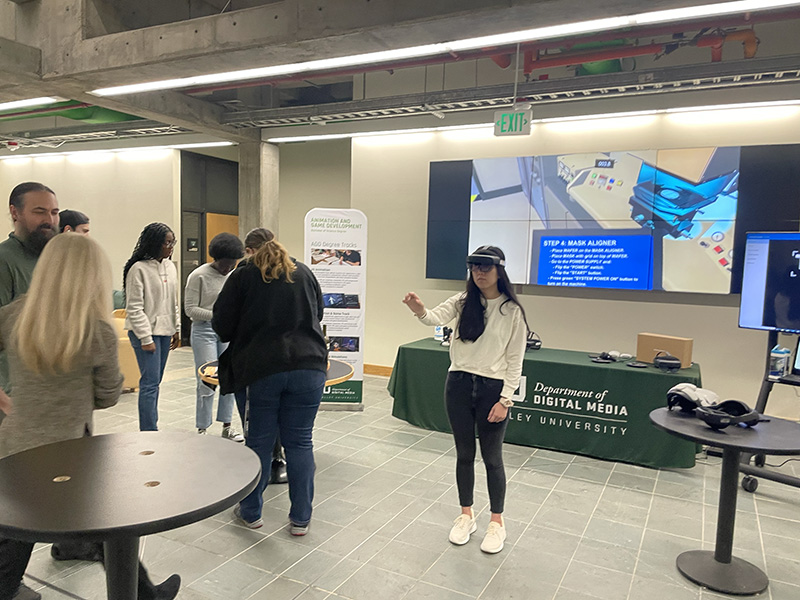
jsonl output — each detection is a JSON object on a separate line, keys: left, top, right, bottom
{"left": 445, "top": 371, "right": 509, "bottom": 514}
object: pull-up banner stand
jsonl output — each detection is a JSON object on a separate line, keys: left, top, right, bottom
{"left": 304, "top": 208, "right": 367, "bottom": 410}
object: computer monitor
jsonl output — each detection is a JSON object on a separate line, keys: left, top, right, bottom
{"left": 739, "top": 232, "right": 800, "bottom": 334}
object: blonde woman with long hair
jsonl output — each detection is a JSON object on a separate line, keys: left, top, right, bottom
{"left": 0, "top": 233, "right": 180, "bottom": 600}
{"left": 212, "top": 228, "right": 327, "bottom": 535}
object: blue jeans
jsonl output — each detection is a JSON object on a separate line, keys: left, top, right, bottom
{"left": 235, "top": 369, "right": 325, "bottom": 526}
{"left": 129, "top": 331, "right": 171, "bottom": 431}
{"left": 190, "top": 321, "right": 235, "bottom": 429}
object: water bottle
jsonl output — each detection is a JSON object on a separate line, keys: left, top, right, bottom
{"left": 769, "top": 345, "right": 790, "bottom": 379}
{"left": 434, "top": 326, "right": 444, "bottom": 341}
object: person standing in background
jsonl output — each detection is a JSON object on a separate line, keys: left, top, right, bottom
{"left": 213, "top": 228, "right": 327, "bottom": 534}
{"left": 0, "top": 182, "right": 59, "bottom": 398}
{"left": 58, "top": 209, "right": 90, "bottom": 234}
{"left": 123, "top": 223, "right": 180, "bottom": 431}
{"left": 185, "top": 233, "right": 245, "bottom": 442}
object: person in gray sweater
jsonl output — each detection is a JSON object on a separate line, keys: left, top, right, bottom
{"left": 185, "top": 233, "right": 244, "bottom": 441}
{"left": 0, "top": 233, "right": 180, "bottom": 600}
{"left": 123, "top": 223, "right": 180, "bottom": 432}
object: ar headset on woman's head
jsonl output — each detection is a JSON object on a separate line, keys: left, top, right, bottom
{"left": 466, "top": 252, "right": 504, "bottom": 272}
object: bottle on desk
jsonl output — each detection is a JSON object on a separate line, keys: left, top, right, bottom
{"left": 769, "top": 345, "right": 791, "bottom": 379}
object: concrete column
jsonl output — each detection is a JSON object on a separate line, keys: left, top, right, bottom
{"left": 238, "top": 141, "right": 279, "bottom": 239}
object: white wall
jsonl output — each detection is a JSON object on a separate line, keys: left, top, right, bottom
{"left": 342, "top": 108, "right": 800, "bottom": 420}
{"left": 0, "top": 149, "right": 181, "bottom": 290}
{"left": 278, "top": 139, "right": 352, "bottom": 258}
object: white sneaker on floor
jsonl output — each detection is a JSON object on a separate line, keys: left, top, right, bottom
{"left": 197, "top": 428, "right": 207, "bottom": 435}
{"left": 233, "top": 505, "right": 263, "bottom": 529}
{"left": 448, "top": 514, "right": 477, "bottom": 545}
{"left": 480, "top": 521, "right": 506, "bottom": 554}
{"left": 221, "top": 426, "right": 244, "bottom": 443}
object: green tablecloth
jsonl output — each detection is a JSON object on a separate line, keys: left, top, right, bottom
{"left": 388, "top": 338, "right": 702, "bottom": 468}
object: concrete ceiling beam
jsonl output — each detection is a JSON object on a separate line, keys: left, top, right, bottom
{"left": 42, "top": 0, "right": 700, "bottom": 86}
{"left": 0, "top": 36, "right": 41, "bottom": 86}
{"left": 68, "top": 87, "right": 260, "bottom": 143}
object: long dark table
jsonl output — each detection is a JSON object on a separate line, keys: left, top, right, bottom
{"left": 389, "top": 338, "right": 702, "bottom": 468}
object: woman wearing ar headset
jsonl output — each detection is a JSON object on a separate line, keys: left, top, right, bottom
{"left": 403, "top": 246, "right": 529, "bottom": 554}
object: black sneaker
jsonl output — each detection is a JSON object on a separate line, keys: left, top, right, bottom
{"left": 153, "top": 574, "right": 181, "bottom": 600}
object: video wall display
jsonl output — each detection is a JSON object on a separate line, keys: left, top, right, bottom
{"left": 426, "top": 145, "right": 800, "bottom": 294}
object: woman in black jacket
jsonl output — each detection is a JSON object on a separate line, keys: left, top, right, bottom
{"left": 212, "top": 229, "right": 327, "bottom": 535}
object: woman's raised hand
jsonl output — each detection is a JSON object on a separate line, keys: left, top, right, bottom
{"left": 402, "top": 292, "right": 425, "bottom": 317}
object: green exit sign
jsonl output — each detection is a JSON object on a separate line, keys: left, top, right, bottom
{"left": 494, "top": 109, "right": 532, "bottom": 136}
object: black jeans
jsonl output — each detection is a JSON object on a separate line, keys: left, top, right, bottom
{"left": 0, "top": 536, "right": 34, "bottom": 599}
{"left": 445, "top": 371, "right": 509, "bottom": 514}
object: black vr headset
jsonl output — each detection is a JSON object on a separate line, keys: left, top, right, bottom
{"left": 695, "top": 400, "right": 761, "bottom": 430}
{"left": 466, "top": 253, "right": 505, "bottom": 269}
{"left": 666, "top": 383, "right": 761, "bottom": 430}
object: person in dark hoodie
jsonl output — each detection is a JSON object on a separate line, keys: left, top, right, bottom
{"left": 212, "top": 228, "right": 327, "bottom": 536}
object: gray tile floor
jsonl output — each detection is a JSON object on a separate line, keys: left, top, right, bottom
{"left": 23, "top": 348, "right": 800, "bottom": 599}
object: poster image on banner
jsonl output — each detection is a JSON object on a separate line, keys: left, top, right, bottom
{"left": 304, "top": 208, "right": 367, "bottom": 407}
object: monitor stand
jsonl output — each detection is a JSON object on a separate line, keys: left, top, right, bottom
{"left": 734, "top": 330, "right": 800, "bottom": 492}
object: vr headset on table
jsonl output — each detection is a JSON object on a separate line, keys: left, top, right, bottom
{"left": 666, "top": 383, "right": 763, "bottom": 430}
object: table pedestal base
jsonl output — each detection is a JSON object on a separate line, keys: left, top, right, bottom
{"left": 104, "top": 537, "right": 139, "bottom": 600}
{"left": 677, "top": 550, "right": 768, "bottom": 596}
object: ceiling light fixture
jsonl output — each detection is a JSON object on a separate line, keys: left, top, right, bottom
{"left": 89, "top": 0, "right": 800, "bottom": 97}
{"left": 0, "top": 97, "right": 60, "bottom": 112}
{"left": 0, "top": 141, "right": 234, "bottom": 160}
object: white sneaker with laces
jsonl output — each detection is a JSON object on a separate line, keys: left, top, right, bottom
{"left": 448, "top": 514, "right": 477, "bottom": 545}
{"left": 480, "top": 521, "right": 507, "bottom": 554}
{"left": 221, "top": 426, "right": 245, "bottom": 443}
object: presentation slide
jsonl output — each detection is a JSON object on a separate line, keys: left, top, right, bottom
{"left": 534, "top": 232, "right": 653, "bottom": 290}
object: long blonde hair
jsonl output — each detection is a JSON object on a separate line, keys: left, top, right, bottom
{"left": 244, "top": 227, "right": 296, "bottom": 283}
{"left": 13, "top": 233, "right": 114, "bottom": 374}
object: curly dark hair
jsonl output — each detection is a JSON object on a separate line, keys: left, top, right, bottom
{"left": 208, "top": 232, "right": 244, "bottom": 260}
{"left": 123, "top": 222, "right": 173, "bottom": 289}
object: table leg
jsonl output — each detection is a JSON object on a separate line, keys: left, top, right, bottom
{"left": 104, "top": 537, "right": 139, "bottom": 600}
{"left": 675, "top": 447, "right": 768, "bottom": 595}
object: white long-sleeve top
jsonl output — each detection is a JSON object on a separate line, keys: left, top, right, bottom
{"left": 184, "top": 263, "right": 228, "bottom": 322}
{"left": 124, "top": 259, "right": 179, "bottom": 346}
{"left": 418, "top": 293, "right": 527, "bottom": 399}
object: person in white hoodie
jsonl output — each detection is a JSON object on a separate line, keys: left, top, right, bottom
{"left": 123, "top": 223, "right": 180, "bottom": 431}
{"left": 403, "top": 246, "right": 529, "bottom": 555}
{"left": 184, "top": 233, "right": 244, "bottom": 441}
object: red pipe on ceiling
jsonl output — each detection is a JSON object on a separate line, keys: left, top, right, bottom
{"left": 184, "top": 8, "right": 798, "bottom": 95}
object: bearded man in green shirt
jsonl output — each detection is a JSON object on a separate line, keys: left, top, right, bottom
{"left": 0, "top": 182, "right": 59, "bottom": 394}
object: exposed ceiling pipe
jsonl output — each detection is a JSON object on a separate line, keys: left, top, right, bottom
{"left": 0, "top": 102, "right": 92, "bottom": 120}
{"left": 695, "top": 29, "right": 759, "bottom": 62}
{"left": 183, "top": 8, "right": 800, "bottom": 96}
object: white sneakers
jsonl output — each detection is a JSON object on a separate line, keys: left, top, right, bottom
{"left": 449, "top": 514, "right": 506, "bottom": 553}
{"left": 448, "top": 514, "right": 477, "bottom": 545}
{"left": 479, "top": 521, "right": 507, "bottom": 554}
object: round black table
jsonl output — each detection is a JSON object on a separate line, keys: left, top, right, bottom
{"left": 0, "top": 432, "right": 261, "bottom": 600}
{"left": 650, "top": 408, "right": 800, "bottom": 595}
{"left": 199, "top": 359, "right": 355, "bottom": 387}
